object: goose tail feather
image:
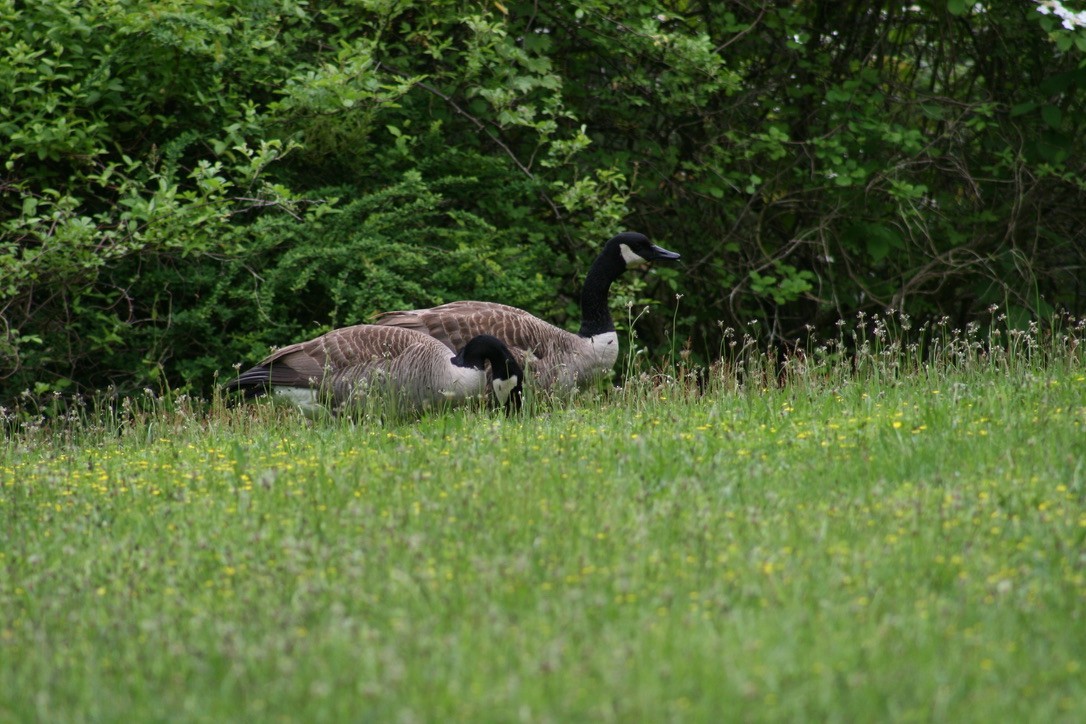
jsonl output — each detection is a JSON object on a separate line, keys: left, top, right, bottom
{"left": 223, "top": 366, "right": 274, "bottom": 398}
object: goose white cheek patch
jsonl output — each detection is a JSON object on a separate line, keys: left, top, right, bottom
{"left": 492, "top": 376, "right": 520, "bottom": 405}
{"left": 619, "top": 243, "right": 648, "bottom": 267}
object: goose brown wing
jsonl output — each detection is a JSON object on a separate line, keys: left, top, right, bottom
{"left": 375, "top": 301, "right": 558, "bottom": 361}
{"left": 232, "top": 325, "right": 434, "bottom": 392}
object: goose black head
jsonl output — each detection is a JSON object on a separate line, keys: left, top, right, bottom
{"left": 604, "top": 232, "right": 681, "bottom": 269}
{"left": 455, "top": 334, "right": 524, "bottom": 412}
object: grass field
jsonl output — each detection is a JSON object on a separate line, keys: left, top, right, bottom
{"left": 3, "top": 318, "right": 1086, "bottom": 721}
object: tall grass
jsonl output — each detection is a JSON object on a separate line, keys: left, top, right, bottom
{"left": 3, "top": 312, "right": 1085, "bottom": 721}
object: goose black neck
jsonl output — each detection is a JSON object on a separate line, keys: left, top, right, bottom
{"left": 577, "top": 251, "right": 623, "bottom": 338}
{"left": 455, "top": 335, "right": 522, "bottom": 380}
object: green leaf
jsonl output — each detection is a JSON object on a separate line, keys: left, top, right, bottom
{"left": 920, "top": 104, "right": 946, "bottom": 120}
{"left": 1041, "top": 105, "right": 1062, "bottom": 129}
{"left": 1035, "top": 131, "right": 1071, "bottom": 162}
{"left": 1040, "top": 69, "right": 1084, "bottom": 94}
{"left": 846, "top": 222, "right": 903, "bottom": 262}
{"left": 1010, "top": 102, "right": 1037, "bottom": 117}
{"left": 866, "top": 236, "right": 888, "bottom": 262}
{"left": 947, "top": 0, "right": 967, "bottom": 16}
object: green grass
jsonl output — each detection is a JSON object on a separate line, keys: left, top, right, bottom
{"left": 3, "top": 323, "right": 1086, "bottom": 722}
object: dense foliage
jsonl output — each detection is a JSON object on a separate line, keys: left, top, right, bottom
{"left": 3, "top": 0, "right": 1085, "bottom": 398}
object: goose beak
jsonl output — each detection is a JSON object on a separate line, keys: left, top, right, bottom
{"left": 505, "top": 386, "right": 523, "bottom": 416}
{"left": 649, "top": 244, "right": 681, "bottom": 261}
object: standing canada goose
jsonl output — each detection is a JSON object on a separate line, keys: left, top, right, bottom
{"left": 374, "top": 232, "right": 681, "bottom": 390}
{"left": 224, "top": 325, "right": 523, "bottom": 415}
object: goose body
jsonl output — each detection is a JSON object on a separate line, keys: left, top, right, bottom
{"left": 225, "top": 325, "right": 522, "bottom": 414}
{"left": 374, "top": 232, "right": 680, "bottom": 390}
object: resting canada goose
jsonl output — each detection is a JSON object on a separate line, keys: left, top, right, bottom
{"left": 374, "top": 232, "right": 681, "bottom": 390}
{"left": 225, "top": 325, "right": 523, "bottom": 414}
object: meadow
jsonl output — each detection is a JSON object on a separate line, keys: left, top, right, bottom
{"left": 3, "top": 315, "right": 1086, "bottom": 722}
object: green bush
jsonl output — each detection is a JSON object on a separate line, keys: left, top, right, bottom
{"left": 4, "top": 0, "right": 1086, "bottom": 401}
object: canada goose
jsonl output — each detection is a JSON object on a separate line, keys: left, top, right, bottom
{"left": 374, "top": 232, "right": 681, "bottom": 390}
{"left": 225, "top": 325, "right": 523, "bottom": 415}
